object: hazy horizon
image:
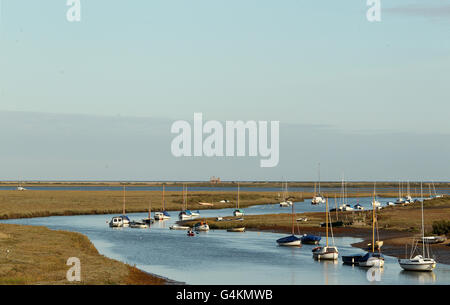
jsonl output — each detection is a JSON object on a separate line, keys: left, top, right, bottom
{"left": 1, "top": 1, "right": 449, "bottom": 181}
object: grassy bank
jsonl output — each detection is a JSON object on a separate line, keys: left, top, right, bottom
{"left": 0, "top": 223, "right": 167, "bottom": 284}
{"left": 0, "top": 190, "right": 297, "bottom": 220}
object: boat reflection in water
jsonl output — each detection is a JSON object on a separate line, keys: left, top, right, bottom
{"left": 399, "top": 270, "right": 436, "bottom": 284}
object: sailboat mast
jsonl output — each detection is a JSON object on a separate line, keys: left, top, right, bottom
{"left": 122, "top": 185, "right": 126, "bottom": 216}
{"left": 326, "top": 197, "right": 329, "bottom": 247}
{"left": 237, "top": 182, "right": 240, "bottom": 209}
{"left": 372, "top": 193, "right": 375, "bottom": 253}
{"left": 162, "top": 184, "right": 165, "bottom": 211}
{"left": 291, "top": 198, "right": 294, "bottom": 235}
{"left": 421, "top": 182, "right": 425, "bottom": 257}
{"left": 318, "top": 163, "right": 321, "bottom": 194}
{"left": 149, "top": 199, "right": 151, "bottom": 219}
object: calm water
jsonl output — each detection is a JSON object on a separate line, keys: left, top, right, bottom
{"left": 2, "top": 200, "right": 449, "bottom": 285}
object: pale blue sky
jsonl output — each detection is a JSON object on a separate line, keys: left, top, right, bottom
{"left": 0, "top": 1, "right": 449, "bottom": 180}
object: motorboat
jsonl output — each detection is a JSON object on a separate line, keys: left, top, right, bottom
{"left": 154, "top": 211, "right": 171, "bottom": 220}
{"left": 194, "top": 221, "right": 210, "bottom": 232}
{"left": 109, "top": 215, "right": 130, "bottom": 228}
{"left": 187, "top": 230, "right": 195, "bottom": 237}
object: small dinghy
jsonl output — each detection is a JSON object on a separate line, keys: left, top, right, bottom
{"left": 301, "top": 234, "right": 321, "bottom": 245}
{"left": 130, "top": 221, "right": 149, "bottom": 229}
{"left": 170, "top": 224, "right": 190, "bottom": 230}
{"left": 187, "top": 230, "right": 195, "bottom": 237}
{"left": 227, "top": 227, "right": 246, "bottom": 232}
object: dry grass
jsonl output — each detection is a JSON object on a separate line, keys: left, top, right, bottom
{"left": 0, "top": 223, "right": 166, "bottom": 285}
{"left": 0, "top": 190, "right": 292, "bottom": 220}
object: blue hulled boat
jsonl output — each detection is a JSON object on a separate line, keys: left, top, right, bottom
{"left": 301, "top": 234, "right": 321, "bottom": 245}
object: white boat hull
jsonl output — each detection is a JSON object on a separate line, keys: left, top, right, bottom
{"left": 398, "top": 257, "right": 436, "bottom": 271}
{"left": 278, "top": 240, "right": 301, "bottom": 247}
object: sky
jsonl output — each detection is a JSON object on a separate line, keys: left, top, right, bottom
{"left": 0, "top": 0, "right": 449, "bottom": 181}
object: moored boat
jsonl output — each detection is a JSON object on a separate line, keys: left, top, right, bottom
{"left": 194, "top": 221, "right": 210, "bottom": 232}
{"left": 129, "top": 221, "right": 148, "bottom": 229}
{"left": 227, "top": 227, "right": 246, "bottom": 232}
{"left": 301, "top": 234, "right": 321, "bottom": 245}
{"left": 109, "top": 215, "right": 130, "bottom": 228}
{"left": 398, "top": 183, "right": 437, "bottom": 272}
{"left": 170, "top": 224, "right": 190, "bottom": 230}
{"left": 276, "top": 200, "right": 301, "bottom": 247}
{"left": 312, "top": 198, "right": 338, "bottom": 260}
{"left": 233, "top": 183, "right": 245, "bottom": 217}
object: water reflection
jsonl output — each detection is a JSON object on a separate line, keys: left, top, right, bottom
{"left": 399, "top": 270, "right": 436, "bottom": 284}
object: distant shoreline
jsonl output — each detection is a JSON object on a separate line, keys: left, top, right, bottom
{"left": 1, "top": 180, "right": 449, "bottom": 189}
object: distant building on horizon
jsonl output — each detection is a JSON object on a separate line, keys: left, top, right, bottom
{"left": 210, "top": 176, "right": 221, "bottom": 184}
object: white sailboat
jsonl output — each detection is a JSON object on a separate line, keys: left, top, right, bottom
{"left": 311, "top": 163, "right": 325, "bottom": 205}
{"left": 279, "top": 181, "right": 293, "bottom": 207}
{"left": 359, "top": 194, "right": 385, "bottom": 267}
{"left": 155, "top": 184, "right": 171, "bottom": 220}
{"left": 179, "top": 184, "right": 193, "bottom": 220}
{"left": 399, "top": 183, "right": 437, "bottom": 272}
{"left": 233, "top": 183, "right": 244, "bottom": 217}
{"left": 312, "top": 198, "right": 338, "bottom": 260}
{"left": 372, "top": 183, "right": 381, "bottom": 207}
{"left": 395, "top": 181, "right": 406, "bottom": 204}
{"left": 17, "top": 179, "right": 27, "bottom": 191}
